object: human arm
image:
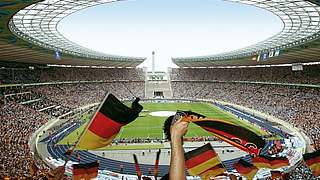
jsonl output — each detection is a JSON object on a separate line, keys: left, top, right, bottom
{"left": 169, "top": 119, "right": 188, "bottom": 180}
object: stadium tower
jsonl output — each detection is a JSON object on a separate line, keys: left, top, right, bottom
{"left": 152, "top": 51, "right": 155, "bottom": 74}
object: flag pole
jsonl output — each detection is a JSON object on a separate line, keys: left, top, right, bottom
{"left": 154, "top": 149, "right": 161, "bottom": 179}
{"left": 63, "top": 92, "right": 110, "bottom": 167}
{"left": 133, "top": 154, "right": 142, "bottom": 180}
{"left": 213, "top": 143, "right": 229, "bottom": 177}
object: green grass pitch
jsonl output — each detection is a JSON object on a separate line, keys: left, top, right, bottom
{"left": 58, "top": 102, "right": 267, "bottom": 148}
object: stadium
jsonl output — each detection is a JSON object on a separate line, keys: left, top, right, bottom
{"left": 0, "top": 0, "right": 320, "bottom": 179}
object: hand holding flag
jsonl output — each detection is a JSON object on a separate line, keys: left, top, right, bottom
{"left": 178, "top": 110, "right": 265, "bottom": 155}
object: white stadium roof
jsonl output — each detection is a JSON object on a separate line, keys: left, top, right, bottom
{"left": 1, "top": 0, "right": 320, "bottom": 67}
{"left": 173, "top": 0, "right": 320, "bottom": 65}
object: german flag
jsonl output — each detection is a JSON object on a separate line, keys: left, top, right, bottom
{"left": 270, "top": 170, "right": 283, "bottom": 180}
{"left": 185, "top": 143, "right": 225, "bottom": 178}
{"left": 77, "top": 94, "right": 143, "bottom": 149}
{"left": 303, "top": 149, "right": 320, "bottom": 177}
{"left": 252, "top": 155, "right": 289, "bottom": 169}
{"left": 180, "top": 110, "right": 265, "bottom": 155}
{"left": 252, "top": 155, "right": 270, "bottom": 169}
{"left": 199, "top": 164, "right": 226, "bottom": 179}
{"left": 73, "top": 161, "right": 99, "bottom": 180}
{"left": 269, "top": 157, "right": 289, "bottom": 169}
{"left": 233, "top": 159, "right": 258, "bottom": 179}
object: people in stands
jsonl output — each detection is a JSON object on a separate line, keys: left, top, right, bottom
{"left": 0, "top": 67, "right": 145, "bottom": 178}
{"left": 1, "top": 65, "right": 319, "bottom": 179}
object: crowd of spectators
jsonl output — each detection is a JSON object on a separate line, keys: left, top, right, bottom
{"left": 1, "top": 64, "right": 319, "bottom": 178}
{"left": 287, "top": 163, "right": 318, "bottom": 180}
{"left": 171, "top": 82, "right": 320, "bottom": 150}
{"left": 0, "top": 66, "right": 145, "bottom": 84}
{"left": 0, "top": 68, "right": 40, "bottom": 84}
{"left": 39, "top": 67, "right": 145, "bottom": 82}
{"left": 0, "top": 81, "right": 144, "bottom": 177}
{"left": 4, "top": 91, "right": 39, "bottom": 103}
{"left": 0, "top": 66, "right": 146, "bottom": 178}
{"left": 1, "top": 83, "right": 144, "bottom": 117}
{"left": 0, "top": 102, "right": 49, "bottom": 178}
{"left": 2, "top": 88, "right": 71, "bottom": 117}
{"left": 31, "top": 82, "right": 145, "bottom": 109}
{"left": 170, "top": 65, "right": 320, "bottom": 84}
{"left": 171, "top": 78, "right": 320, "bottom": 179}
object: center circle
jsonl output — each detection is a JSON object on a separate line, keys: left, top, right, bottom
{"left": 149, "top": 111, "right": 176, "bottom": 117}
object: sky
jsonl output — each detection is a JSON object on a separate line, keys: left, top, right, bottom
{"left": 58, "top": 0, "right": 283, "bottom": 71}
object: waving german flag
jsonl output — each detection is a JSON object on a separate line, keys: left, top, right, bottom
{"left": 271, "top": 170, "right": 283, "bottom": 180}
{"left": 179, "top": 111, "right": 265, "bottom": 155}
{"left": 252, "top": 155, "right": 289, "bottom": 169}
{"left": 77, "top": 94, "right": 143, "bottom": 149}
{"left": 73, "top": 161, "right": 99, "bottom": 180}
{"left": 185, "top": 143, "right": 225, "bottom": 178}
{"left": 303, "top": 149, "right": 320, "bottom": 177}
{"left": 233, "top": 159, "right": 258, "bottom": 179}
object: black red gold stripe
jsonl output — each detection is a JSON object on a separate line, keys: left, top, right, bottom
{"left": 234, "top": 159, "right": 258, "bottom": 179}
{"left": 77, "top": 94, "right": 142, "bottom": 149}
{"left": 303, "top": 150, "right": 320, "bottom": 176}
{"left": 191, "top": 118, "right": 265, "bottom": 155}
{"left": 73, "top": 161, "right": 99, "bottom": 180}
{"left": 252, "top": 155, "right": 289, "bottom": 169}
{"left": 185, "top": 143, "right": 225, "bottom": 177}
